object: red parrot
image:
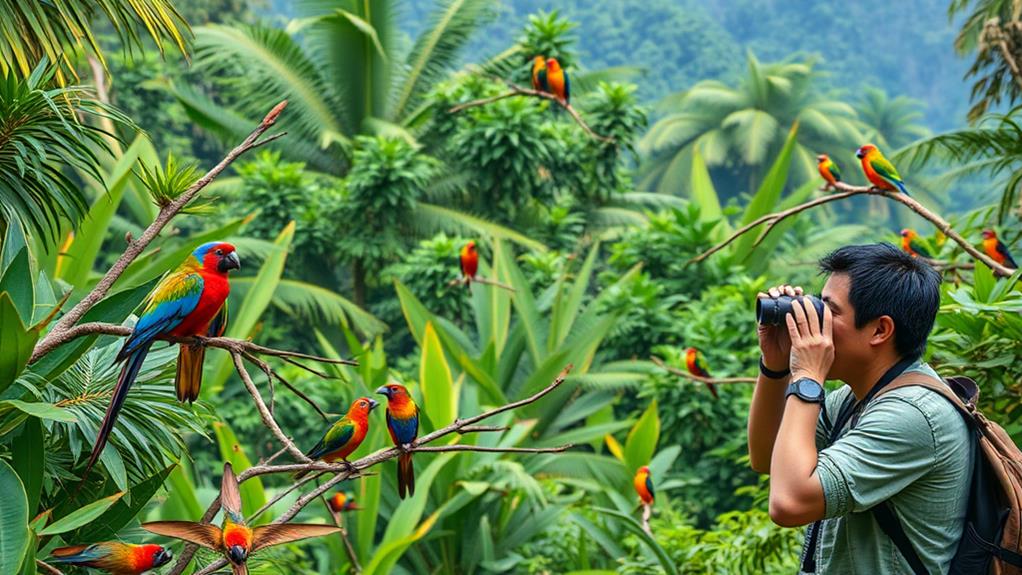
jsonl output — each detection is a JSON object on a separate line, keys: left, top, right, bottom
{"left": 49, "top": 542, "right": 172, "bottom": 575}
{"left": 856, "top": 144, "right": 909, "bottom": 195}
{"left": 900, "top": 229, "right": 932, "bottom": 258}
{"left": 377, "top": 383, "right": 420, "bottom": 499}
{"left": 297, "top": 397, "right": 379, "bottom": 478}
{"left": 982, "top": 229, "right": 1018, "bottom": 268}
{"left": 531, "top": 56, "right": 549, "bottom": 93}
{"left": 80, "top": 241, "right": 239, "bottom": 485}
{"left": 545, "top": 57, "right": 570, "bottom": 105}
{"left": 685, "top": 347, "right": 719, "bottom": 399}
{"left": 817, "top": 154, "right": 842, "bottom": 189}
{"left": 634, "top": 466, "right": 655, "bottom": 506}
{"left": 460, "top": 240, "right": 478, "bottom": 285}
{"left": 145, "top": 463, "right": 338, "bottom": 575}
{"left": 328, "top": 492, "right": 360, "bottom": 513}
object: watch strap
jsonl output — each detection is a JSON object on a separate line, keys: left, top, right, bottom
{"left": 759, "top": 356, "right": 791, "bottom": 379}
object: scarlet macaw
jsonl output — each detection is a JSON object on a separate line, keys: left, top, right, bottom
{"left": 49, "top": 542, "right": 172, "bottom": 575}
{"left": 856, "top": 144, "right": 909, "bottom": 195}
{"left": 982, "top": 229, "right": 1018, "bottom": 268}
{"left": 685, "top": 347, "right": 719, "bottom": 399}
{"left": 377, "top": 383, "right": 420, "bottom": 499}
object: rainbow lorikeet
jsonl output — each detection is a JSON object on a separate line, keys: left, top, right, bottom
{"left": 80, "top": 241, "right": 240, "bottom": 484}
{"left": 328, "top": 492, "right": 360, "bottom": 513}
{"left": 531, "top": 56, "right": 549, "bottom": 93}
{"left": 856, "top": 144, "right": 909, "bottom": 195}
{"left": 298, "top": 397, "right": 379, "bottom": 478}
{"left": 545, "top": 57, "right": 570, "bottom": 105}
{"left": 817, "top": 154, "right": 842, "bottom": 188}
{"left": 685, "top": 347, "right": 719, "bottom": 399}
{"left": 460, "top": 241, "right": 478, "bottom": 285}
{"left": 982, "top": 229, "right": 1018, "bottom": 268}
{"left": 634, "top": 466, "right": 654, "bottom": 506}
{"left": 145, "top": 463, "right": 338, "bottom": 575}
{"left": 377, "top": 383, "right": 420, "bottom": 499}
{"left": 900, "top": 229, "right": 933, "bottom": 259}
{"left": 49, "top": 542, "right": 172, "bottom": 575}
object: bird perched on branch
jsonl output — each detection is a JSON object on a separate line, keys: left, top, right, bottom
{"left": 856, "top": 144, "right": 909, "bottom": 195}
{"left": 531, "top": 56, "right": 549, "bottom": 93}
{"left": 328, "top": 492, "right": 360, "bottom": 513}
{"left": 685, "top": 347, "right": 719, "bottom": 399}
{"left": 817, "top": 154, "right": 842, "bottom": 189}
{"left": 460, "top": 240, "right": 478, "bottom": 285}
{"left": 982, "top": 229, "right": 1018, "bottom": 268}
{"left": 900, "top": 229, "right": 933, "bottom": 259}
{"left": 377, "top": 383, "right": 420, "bottom": 499}
{"left": 545, "top": 57, "right": 570, "bottom": 106}
{"left": 49, "top": 542, "right": 172, "bottom": 574}
{"left": 144, "top": 463, "right": 338, "bottom": 575}
{"left": 634, "top": 466, "right": 655, "bottom": 506}
{"left": 80, "top": 241, "right": 239, "bottom": 486}
{"left": 298, "top": 397, "right": 379, "bottom": 478}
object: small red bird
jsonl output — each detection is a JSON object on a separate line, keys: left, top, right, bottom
{"left": 460, "top": 241, "right": 478, "bottom": 285}
{"left": 328, "top": 492, "right": 360, "bottom": 513}
{"left": 685, "top": 347, "right": 719, "bottom": 399}
{"left": 49, "top": 542, "right": 172, "bottom": 575}
{"left": 634, "top": 466, "right": 655, "bottom": 506}
{"left": 982, "top": 229, "right": 1018, "bottom": 269}
{"left": 817, "top": 154, "right": 842, "bottom": 189}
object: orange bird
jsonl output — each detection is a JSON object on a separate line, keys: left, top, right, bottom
{"left": 531, "top": 56, "right": 549, "bottom": 93}
{"left": 545, "top": 57, "right": 570, "bottom": 105}
{"left": 856, "top": 144, "right": 909, "bottom": 195}
{"left": 634, "top": 466, "right": 655, "bottom": 506}
{"left": 460, "top": 240, "right": 478, "bottom": 285}
{"left": 377, "top": 383, "right": 420, "bottom": 499}
{"left": 982, "top": 229, "right": 1018, "bottom": 268}
{"left": 144, "top": 463, "right": 338, "bottom": 575}
{"left": 900, "top": 229, "right": 932, "bottom": 258}
{"left": 297, "top": 397, "right": 379, "bottom": 479}
{"left": 328, "top": 492, "right": 360, "bottom": 513}
{"left": 49, "top": 542, "right": 172, "bottom": 574}
{"left": 817, "top": 154, "right": 842, "bottom": 189}
{"left": 685, "top": 347, "right": 719, "bottom": 399}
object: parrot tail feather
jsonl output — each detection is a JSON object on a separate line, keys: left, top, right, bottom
{"left": 176, "top": 344, "right": 206, "bottom": 402}
{"left": 398, "top": 452, "right": 415, "bottom": 499}
{"left": 705, "top": 382, "right": 719, "bottom": 399}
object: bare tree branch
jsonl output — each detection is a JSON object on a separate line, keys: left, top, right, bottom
{"left": 231, "top": 352, "right": 311, "bottom": 463}
{"left": 36, "top": 560, "right": 64, "bottom": 575}
{"left": 650, "top": 356, "right": 758, "bottom": 384}
{"left": 641, "top": 503, "right": 653, "bottom": 537}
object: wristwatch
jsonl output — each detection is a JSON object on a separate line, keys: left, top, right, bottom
{"left": 785, "top": 377, "right": 825, "bottom": 404}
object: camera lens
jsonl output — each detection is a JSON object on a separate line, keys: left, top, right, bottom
{"left": 756, "top": 295, "right": 824, "bottom": 327}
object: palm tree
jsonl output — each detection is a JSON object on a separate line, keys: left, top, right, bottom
{"left": 639, "top": 53, "right": 863, "bottom": 199}
{"left": 949, "top": 0, "right": 1022, "bottom": 120}
{"left": 855, "top": 88, "right": 930, "bottom": 151}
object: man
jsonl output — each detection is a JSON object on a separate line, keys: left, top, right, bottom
{"left": 747, "top": 243, "right": 971, "bottom": 574}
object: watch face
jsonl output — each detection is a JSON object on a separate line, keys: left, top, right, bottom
{"left": 798, "top": 379, "right": 823, "bottom": 399}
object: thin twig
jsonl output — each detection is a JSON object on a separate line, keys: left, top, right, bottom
{"left": 457, "top": 425, "right": 509, "bottom": 434}
{"left": 242, "top": 350, "right": 329, "bottom": 420}
{"left": 36, "top": 560, "right": 64, "bottom": 575}
{"left": 641, "top": 503, "right": 653, "bottom": 537}
{"left": 32, "top": 101, "right": 290, "bottom": 363}
{"left": 650, "top": 356, "right": 758, "bottom": 384}
{"left": 448, "top": 83, "right": 614, "bottom": 143}
{"left": 232, "top": 352, "right": 311, "bottom": 463}
{"left": 410, "top": 444, "right": 571, "bottom": 454}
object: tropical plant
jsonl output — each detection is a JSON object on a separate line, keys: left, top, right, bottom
{"left": 949, "top": 0, "right": 1022, "bottom": 120}
{"left": 854, "top": 88, "right": 931, "bottom": 150}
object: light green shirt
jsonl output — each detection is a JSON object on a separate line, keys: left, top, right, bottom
{"left": 801, "top": 362, "right": 972, "bottom": 575}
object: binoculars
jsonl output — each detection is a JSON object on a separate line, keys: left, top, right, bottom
{"left": 756, "top": 295, "right": 825, "bottom": 328}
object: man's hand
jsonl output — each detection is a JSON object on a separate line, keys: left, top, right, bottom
{"left": 757, "top": 285, "right": 802, "bottom": 373}
{"left": 785, "top": 295, "right": 834, "bottom": 383}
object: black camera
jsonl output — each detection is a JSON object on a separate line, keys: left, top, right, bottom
{"left": 756, "top": 295, "right": 825, "bottom": 328}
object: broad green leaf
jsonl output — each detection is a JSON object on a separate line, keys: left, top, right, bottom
{"left": 161, "top": 461, "right": 203, "bottom": 521}
{"left": 213, "top": 421, "right": 266, "bottom": 520}
{"left": 0, "top": 400, "right": 76, "bottom": 423}
{"left": 746, "top": 179, "right": 818, "bottom": 275}
{"left": 363, "top": 510, "right": 442, "bottom": 575}
{"left": 421, "top": 322, "right": 456, "bottom": 430}
{"left": 0, "top": 460, "right": 28, "bottom": 575}
{"left": 0, "top": 293, "right": 37, "bottom": 393}
{"left": 549, "top": 242, "right": 599, "bottom": 351}
{"left": 593, "top": 507, "right": 678, "bottom": 575}
{"left": 624, "top": 400, "right": 660, "bottom": 475}
{"left": 689, "top": 149, "right": 722, "bottom": 222}
{"left": 0, "top": 248, "right": 33, "bottom": 323}
{"left": 76, "top": 465, "right": 175, "bottom": 541}
{"left": 974, "top": 261, "right": 996, "bottom": 303}
{"left": 494, "top": 240, "right": 546, "bottom": 365}
{"left": 38, "top": 492, "right": 124, "bottom": 536}
{"left": 11, "top": 418, "right": 42, "bottom": 514}
{"left": 206, "top": 221, "right": 295, "bottom": 396}
{"left": 733, "top": 122, "right": 800, "bottom": 260}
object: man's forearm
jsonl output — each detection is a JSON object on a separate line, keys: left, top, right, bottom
{"left": 768, "top": 396, "right": 825, "bottom": 526}
{"left": 747, "top": 371, "right": 790, "bottom": 474}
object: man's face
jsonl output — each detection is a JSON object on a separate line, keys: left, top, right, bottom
{"left": 821, "top": 273, "right": 875, "bottom": 381}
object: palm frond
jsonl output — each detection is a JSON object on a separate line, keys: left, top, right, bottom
{"left": 232, "top": 277, "right": 387, "bottom": 338}
{"left": 415, "top": 202, "right": 548, "bottom": 252}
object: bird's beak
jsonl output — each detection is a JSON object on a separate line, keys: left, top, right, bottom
{"left": 368, "top": 398, "right": 380, "bottom": 411}
{"left": 855, "top": 149, "right": 865, "bottom": 159}
{"left": 153, "top": 549, "right": 173, "bottom": 567}
{"left": 227, "top": 545, "right": 247, "bottom": 563}
{"left": 375, "top": 385, "right": 392, "bottom": 398}
{"left": 219, "top": 251, "right": 241, "bottom": 273}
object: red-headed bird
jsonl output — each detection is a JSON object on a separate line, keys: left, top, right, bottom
{"left": 49, "top": 542, "right": 172, "bottom": 575}
{"left": 545, "top": 58, "right": 570, "bottom": 105}
{"left": 817, "top": 154, "right": 842, "bottom": 189}
{"left": 460, "top": 240, "right": 478, "bottom": 285}
{"left": 377, "top": 383, "right": 420, "bottom": 499}
{"left": 900, "top": 229, "right": 932, "bottom": 258}
{"left": 298, "top": 397, "right": 379, "bottom": 478}
{"left": 145, "top": 463, "right": 338, "bottom": 575}
{"left": 80, "top": 241, "right": 239, "bottom": 484}
{"left": 634, "top": 466, "right": 655, "bottom": 506}
{"left": 531, "top": 56, "right": 549, "bottom": 93}
{"left": 856, "top": 144, "right": 909, "bottom": 195}
{"left": 328, "top": 492, "right": 360, "bottom": 513}
{"left": 982, "top": 229, "right": 1018, "bottom": 268}
{"left": 685, "top": 347, "right": 719, "bottom": 399}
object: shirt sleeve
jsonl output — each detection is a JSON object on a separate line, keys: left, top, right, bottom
{"left": 815, "top": 394, "right": 937, "bottom": 519}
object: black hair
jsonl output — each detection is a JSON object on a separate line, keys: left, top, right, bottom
{"left": 819, "top": 242, "right": 941, "bottom": 359}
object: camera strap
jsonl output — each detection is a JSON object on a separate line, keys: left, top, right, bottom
{"left": 798, "top": 355, "right": 918, "bottom": 573}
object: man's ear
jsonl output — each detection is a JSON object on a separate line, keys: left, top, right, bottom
{"left": 869, "top": 315, "right": 896, "bottom": 347}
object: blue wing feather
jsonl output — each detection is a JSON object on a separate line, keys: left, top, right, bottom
{"left": 646, "top": 475, "right": 655, "bottom": 499}
{"left": 307, "top": 420, "right": 355, "bottom": 460}
{"left": 118, "top": 273, "right": 203, "bottom": 359}
{"left": 387, "top": 411, "right": 419, "bottom": 445}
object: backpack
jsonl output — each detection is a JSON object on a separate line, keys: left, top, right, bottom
{"left": 868, "top": 372, "right": 1022, "bottom": 575}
